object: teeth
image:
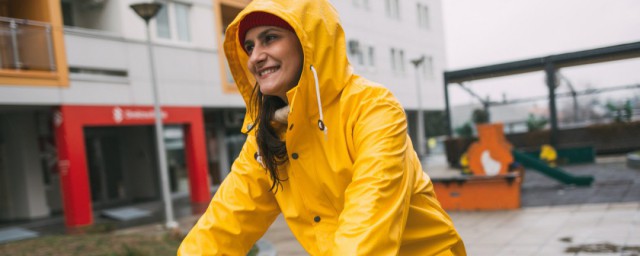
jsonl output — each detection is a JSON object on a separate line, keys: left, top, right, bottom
{"left": 260, "top": 67, "right": 278, "bottom": 76}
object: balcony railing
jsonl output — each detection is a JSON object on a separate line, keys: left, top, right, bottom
{"left": 0, "top": 17, "right": 56, "bottom": 72}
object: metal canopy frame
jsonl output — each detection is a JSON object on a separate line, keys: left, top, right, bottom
{"left": 443, "top": 41, "right": 640, "bottom": 145}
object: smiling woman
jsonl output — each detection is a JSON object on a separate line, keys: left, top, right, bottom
{"left": 178, "top": 0, "right": 466, "bottom": 255}
{"left": 238, "top": 12, "right": 305, "bottom": 188}
{"left": 243, "top": 21, "right": 303, "bottom": 100}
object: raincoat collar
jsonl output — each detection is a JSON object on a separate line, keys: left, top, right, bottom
{"left": 223, "top": 0, "right": 353, "bottom": 134}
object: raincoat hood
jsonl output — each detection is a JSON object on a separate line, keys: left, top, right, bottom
{"left": 224, "top": 0, "right": 352, "bottom": 133}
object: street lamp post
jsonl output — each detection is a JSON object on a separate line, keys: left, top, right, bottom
{"left": 130, "top": 2, "right": 178, "bottom": 229}
{"left": 411, "top": 56, "right": 426, "bottom": 159}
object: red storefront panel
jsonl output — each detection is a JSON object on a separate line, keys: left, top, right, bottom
{"left": 54, "top": 105, "right": 210, "bottom": 227}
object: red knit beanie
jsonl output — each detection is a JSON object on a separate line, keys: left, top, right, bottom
{"left": 238, "top": 12, "right": 295, "bottom": 52}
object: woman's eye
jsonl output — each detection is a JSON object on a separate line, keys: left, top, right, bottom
{"left": 264, "top": 34, "right": 278, "bottom": 43}
{"left": 244, "top": 44, "right": 254, "bottom": 53}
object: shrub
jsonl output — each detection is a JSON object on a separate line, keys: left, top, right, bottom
{"left": 526, "top": 114, "right": 548, "bottom": 132}
{"left": 471, "top": 108, "right": 490, "bottom": 124}
{"left": 606, "top": 100, "right": 632, "bottom": 123}
{"left": 455, "top": 122, "right": 474, "bottom": 138}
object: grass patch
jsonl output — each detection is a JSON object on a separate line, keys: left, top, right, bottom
{"left": 0, "top": 232, "right": 182, "bottom": 256}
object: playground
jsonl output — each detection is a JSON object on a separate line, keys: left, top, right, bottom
{"left": 428, "top": 42, "right": 640, "bottom": 212}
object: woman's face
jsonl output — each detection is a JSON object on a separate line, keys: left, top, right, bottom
{"left": 244, "top": 26, "right": 303, "bottom": 101}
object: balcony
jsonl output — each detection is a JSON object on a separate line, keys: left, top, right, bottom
{"left": 0, "top": 17, "right": 56, "bottom": 72}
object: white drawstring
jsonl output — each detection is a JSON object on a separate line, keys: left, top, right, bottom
{"left": 310, "top": 65, "right": 328, "bottom": 139}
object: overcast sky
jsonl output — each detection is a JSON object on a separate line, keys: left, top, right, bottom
{"left": 441, "top": 0, "right": 640, "bottom": 106}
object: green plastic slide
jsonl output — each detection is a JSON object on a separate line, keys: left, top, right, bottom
{"left": 512, "top": 150, "right": 594, "bottom": 186}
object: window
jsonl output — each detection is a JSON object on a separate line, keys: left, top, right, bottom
{"left": 386, "top": 0, "right": 400, "bottom": 19}
{"left": 59, "top": 0, "right": 116, "bottom": 33}
{"left": 357, "top": 50, "right": 365, "bottom": 66}
{"left": 156, "top": 5, "right": 171, "bottom": 38}
{"left": 398, "top": 49, "right": 405, "bottom": 73}
{"left": 174, "top": 3, "right": 191, "bottom": 41}
{"left": 390, "top": 48, "right": 396, "bottom": 71}
{"left": 348, "top": 40, "right": 375, "bottom": 70}
{"left": 61, "top": 1, "right": 74, "bottom": 26}
{"left": 368, "top": 46, "right": 375, "bottom": 67}
{"left": 417, "top": 3, "right": 430, "bottom": 29}
{"left": 353, "top": 0, "right": 371, "bottom": 10}
{"left": 423, "top": 55, "right": 434, "bottom": 78}
{"left": 155, "top": 1, "right": 191, "bottom": 42}
{"left": 390, "top": 47, "right": 405, "bottom": 74}
{"left": 348, "top": 39, "right": 361, "bottom": 64}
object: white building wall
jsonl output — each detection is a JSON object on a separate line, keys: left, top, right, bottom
{"left": 0, "top": 0, "right": 446, "bottom": 111}
{"left": 0, "top": 0, "right": 245, "bottom": 108}
{"left": 0, "top": 86, "right": 62, "bottom": 105}
{"left": 331, "top": 0, "right": 447, "bottom": 111}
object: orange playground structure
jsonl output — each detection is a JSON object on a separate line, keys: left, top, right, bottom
{"left": 433, "top": 123, "right": 523, "bottom": 211}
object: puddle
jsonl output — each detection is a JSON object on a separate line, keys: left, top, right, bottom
{"left": 564, "top": 242, "right": 640, "bottom": 255}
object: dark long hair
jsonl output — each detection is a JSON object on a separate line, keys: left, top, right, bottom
{"left": 250, "top": 84, "right": 288, "bottom": 192}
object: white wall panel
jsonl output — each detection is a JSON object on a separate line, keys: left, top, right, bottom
{"left": 159, "top": 82, "right": 206, "bottom": 106}
{"left": 61, "top": 81, "right": 134, "bottom": 105}
{"left": 0, "top": 86, "right": 62, "bottom": 105}
{"left": 331, "top": 0, "right": 447, "bottom": 110}
{"left": 65, "top": 32, "right": 129, "bottom": 70}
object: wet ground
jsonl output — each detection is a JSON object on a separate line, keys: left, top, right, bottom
{"left": 261, "top": 155, "right": 640, "bottom": 255}
{"left": 450, "top": 202, "right": 640, "bottom": 255}
{"left": 1, "top": 155, "right": 638, "bottom": 255}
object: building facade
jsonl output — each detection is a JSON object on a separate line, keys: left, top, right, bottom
{"left": 0, "top": 0, "right": 446, "bottom": 228}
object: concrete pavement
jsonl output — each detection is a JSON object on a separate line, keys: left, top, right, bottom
{"left": 259, "top": 155, "right": 640, "bottom": 255}
{"left": 261, "top": 202, "right": 640, "bottom": 256}
{"left": 451, "top": 202, "right": 640, "bottom": 255}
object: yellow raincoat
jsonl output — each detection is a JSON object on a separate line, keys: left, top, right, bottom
{"left": 179, "top": 0, "right": 466, "bottom": 255}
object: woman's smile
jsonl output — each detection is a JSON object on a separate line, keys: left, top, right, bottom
{"left": 245, "top": 26, "right": 303, "bottom": 101}
{"left": 258, "top": 66, "right": 280, "bottom": 77}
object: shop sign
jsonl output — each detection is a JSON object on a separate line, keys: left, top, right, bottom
{"left": 113, "top": 107, "right": 168, "bottom": 124}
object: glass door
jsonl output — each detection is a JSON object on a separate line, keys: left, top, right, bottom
{"left": 85, "top": 127, "right": 127, "bottom": 209}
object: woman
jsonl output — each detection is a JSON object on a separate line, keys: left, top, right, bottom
{"left": 179, "top": 0, "right": 466, "bottom": 255}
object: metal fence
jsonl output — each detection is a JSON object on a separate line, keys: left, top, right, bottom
{"left": 0, "top": 17, "right": 56, "bottom": 71}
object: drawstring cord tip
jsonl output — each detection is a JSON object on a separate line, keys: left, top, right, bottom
{"left": 318, "top": 119, "right": 328, "bottom": 140}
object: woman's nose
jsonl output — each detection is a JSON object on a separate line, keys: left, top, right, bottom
{"left": 249, "top": 47, "right": 267, "bottom": 67}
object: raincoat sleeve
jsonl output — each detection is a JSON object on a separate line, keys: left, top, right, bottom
{"left": 332, "top": 97, "right": 413, "bottom": 255}
{"left": 178, "top": 135, "right": 280, "bottom": 255}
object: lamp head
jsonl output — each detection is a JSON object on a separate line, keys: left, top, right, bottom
{"left": 411, "top": 55, "right": 426, "bottom": 67}
{"left": 130, "top": 2, "right": 163, "bottom": 22}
